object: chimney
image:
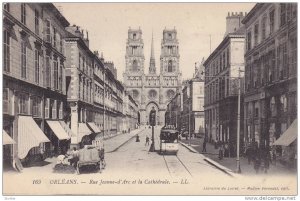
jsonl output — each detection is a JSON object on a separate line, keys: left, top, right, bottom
{"left": 224, "top": 11, "right": 245, "bottom": 37}
{"left": 100, "top": 52, "right": 104, "bottom": 62}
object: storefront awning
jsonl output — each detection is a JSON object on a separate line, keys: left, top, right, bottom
{"left": 87, "top": 122, "right": 101, "bottom": 133}
{"left": 273, "top": 119, "right": 297, "bottom": 146}
{"left": 3, "top": 130, "right": 15, "bottom": 145}
{"left": 59, "top": 121, "right": 75, "bottom": 137}
{"left": 71, "top": 123, "right": 93, "bottom": 144}
{"left": 18, "top": 116, "right": 50, "bottom": 159}
{"left": 46, "top": 120, "right": 70, "bottom": 140}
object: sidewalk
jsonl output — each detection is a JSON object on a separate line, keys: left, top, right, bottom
{"left": 104, "top": 127, "right": 145, "bottom": 153}
{"left": 180, "top": 137, "right": 296, "bottom": 176}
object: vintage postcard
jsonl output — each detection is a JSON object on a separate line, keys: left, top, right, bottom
{"left": 2, "top": 2, "right": 298, "bottom": 196}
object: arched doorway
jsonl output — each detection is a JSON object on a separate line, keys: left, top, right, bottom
{"left": 146, "top": 102, "right": 159, "bottom": 126}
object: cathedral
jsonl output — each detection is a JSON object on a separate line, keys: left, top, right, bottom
{"left": 123, "top": 27, "right": 182, "bottom": 126}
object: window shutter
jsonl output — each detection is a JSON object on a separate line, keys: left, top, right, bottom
{"left": 45, "top": 98, "right": 49, "bottom": 119}
{"left": 59, "top": 101, "right": 63, "bottom": 119}
{"left": 52, "top": 100, "right": 57, "bottom": 119}
{"left": 3, "top": 88, "right": 9, "bottom": 114}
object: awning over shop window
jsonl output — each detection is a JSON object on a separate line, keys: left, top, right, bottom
{"left": 71, "top": 123, "right": 93, "bottom": 144}
{"left": 87, "top": 122, "right": 101, "bottom": 133}
{"left": 273, "top": 119, "right": 297, "bottom": 146}
{"left": 59, "top": 121, "right": 75, "bottom": 137}
{"left": 18, "top": 116, "right": 50, "bottom": 159}
{"left": 3, "top": 130, "right": 15, "bottom": 145}
{"left": 46, "top": 120, "right": 70, "bottom": 140}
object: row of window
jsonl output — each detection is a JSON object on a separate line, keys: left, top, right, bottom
{"left": 246, "top": 4, "right": 297, "bottom": 51}
{"left": 3, "top": 30, "right": 64, "bottom": 91}
{"left": 245, "top": 36, "right": 297, "bottom": 91}
{"left": 205, "top": 75, "right": 230, "bottom": 105}
{"left": 206, "top": 48, "right": 230, "bottom": 79}
{"left": 245, "top": 95, "right": 289, "bottom": 119}
{"left": 163, "top": 46, "right": 178, "bottom": 55}
{"left": 4, "top": 3, "right": 64, "bottom": 53}
{"left": 79, "top": 76, "right": 93, "bottom": 103}
{"left": 94, "top": 84, "right": 104, "bottom": 104}
{"left": 79, "top": 53, "right": 93, "bottom": 77}
{"left": 3, "top": 89, "right": 63, "bottom": 119}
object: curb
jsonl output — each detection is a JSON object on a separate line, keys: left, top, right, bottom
{"left": 179, "top": 141, "right": 198, "bottom": 153}
{"left": 203, "top": 158, "right": 235, "bottom": 177}
{"left": 179, "top": 141, "right": 235, "bottom": 177}
{"left": 105, "top": 129, "right": 145, "bottom": 153}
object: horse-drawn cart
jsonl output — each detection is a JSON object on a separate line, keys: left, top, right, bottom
{"left": 76, "top": 139, "right": 106, "bottom": 174}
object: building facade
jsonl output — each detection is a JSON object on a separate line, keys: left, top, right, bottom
{"left": 123, "top": 27, "right": 182, "bottom": 126}
{"left": 3, "top": 3, "right": 70, "bottom": 166}
{"left": 181, "top": 78, "right": 205, "bottom": 137}
{"left": 242, "top": 3, "right": 297, "bottom": 164}
{"left": 64, "top": 25, "right": 96, "bottom": 148}
{"left": 204, "top": 12, "right": 246, "bottom": 156}
{"left": 165, "top": 92, "right": 182, "bottom": 129}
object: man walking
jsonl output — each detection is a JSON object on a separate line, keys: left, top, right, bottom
{"left": 202, "top": 138, "right": 207, "bottom": 153}
{"left": 145, "top": 135, "right": 150, "bottom": 146}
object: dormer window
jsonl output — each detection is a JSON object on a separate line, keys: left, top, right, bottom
{"left": 168, "top": 33, "right": 172, "bottom": 39}
{"left": 133, "top": 33, "right": 136, "bottom": 40}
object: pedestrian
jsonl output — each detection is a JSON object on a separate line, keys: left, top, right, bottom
{"left": 39, "top": 146, "right": 45, "bottom": 161}
{"left": 272, "top": 148, "right": 277, "bottom": 166}
{"left": 136, "top": 134, "right": 140, "bottom": 142}
{"left": 246, "top": 144, "right": 253, "bottom": 165}
{"left": 218, "top": 145, "right": 224, "bottom": 160}
{"left": 224, "top": 142, "right": 229, "bottom": 158}
{"left": 145, "top": 136, "right": 150, "bottom": 146}
{"left": 202, "top": 138, "right": 207, "bottom": 153}
{"left": 70, "top": 147, "right": 79, "bottom": 168}
{"left": 254, "top": 154, "right": 261, "bottom": 174}
{"left": 264, "top": 152, "right": 270, "bottom": 174}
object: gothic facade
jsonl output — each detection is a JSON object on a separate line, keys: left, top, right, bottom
{"left": 123, "top": 27, "right": 182, "bottom": 126}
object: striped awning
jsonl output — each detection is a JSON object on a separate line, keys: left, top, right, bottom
{"left": 3, "top": 130, "right": 15, "bottom": 145}
{"left": 87, "top": 122, "right": 101, "bottom": 133}
{"left": 18, "top": 116, "right": 50, "bottom": 159}
{"left": 46, "top": 120, "right": 70, "bottom": 140}
{"left": 273, "top": 119, "right": 297, "bottom": 146}
{"left": 71, "top": 123, "right": 93, "bottom": 144}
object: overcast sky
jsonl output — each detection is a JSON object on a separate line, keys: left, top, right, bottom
{"left": 55, "top": 3, "right": 255, "bottom": 81}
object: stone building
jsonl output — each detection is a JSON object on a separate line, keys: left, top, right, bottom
{"left": 204, "top": 12, "right": 246, "bottom": 156}
{"left": 64, "top": 26, "right": 129, "bottom": 148}
{"left": 123, "top": 27, "right": 182, "bottom": 126}
{"left": 165, "top": 92, "right": 182, "bottom": 129}
{"left": 3, "top": 3, "right": 70, "bottom": 167}
{"left": 180, "top": 60, "right": 205, "bottom": 137}
{"left": 64, "top": 25, "right": 96, "bottom": 148}
{"left": 123, "top": 91, "right": 139, "bottom": 132}
{"left": 242, "top": 3, "right": 297, "bottom": 164}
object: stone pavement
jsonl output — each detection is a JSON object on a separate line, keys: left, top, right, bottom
{"left": 180, "top": 137, "right": 296, "bottom": 176}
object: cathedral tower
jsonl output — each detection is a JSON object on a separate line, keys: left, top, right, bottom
{"left": 124, "top": 27, "right": 181, "bottom": 126}
{"left": 123, "top": 27, "right": 145, "bottom": 105}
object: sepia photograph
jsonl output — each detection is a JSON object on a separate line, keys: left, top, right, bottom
{"left": 1, "top": 1, "right": 298, "bottom": 197}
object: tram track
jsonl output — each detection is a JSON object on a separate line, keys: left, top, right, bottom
{"left": 162, "top": 154, "right": 193, "bottom": 178}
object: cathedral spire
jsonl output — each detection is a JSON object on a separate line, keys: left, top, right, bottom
{"left": 149, "top": 31, "right": 156, "bottom": 74}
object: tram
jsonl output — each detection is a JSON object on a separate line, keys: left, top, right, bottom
{"left": 159, "top": 126, "right": 179, "bottom": 155}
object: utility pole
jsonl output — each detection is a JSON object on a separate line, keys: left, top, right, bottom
{"left": 236, "top": 68, "right": 242, "bottom": 173}
{"left": 103, "top": 69, "right": 106, "bottom": 139}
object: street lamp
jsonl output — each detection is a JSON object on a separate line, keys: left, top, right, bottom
{"left": 149, "top": 107, "right": 156, "bottom": 152}
{"left": 201, "top": 68, "right": 243, "bottom": 173}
